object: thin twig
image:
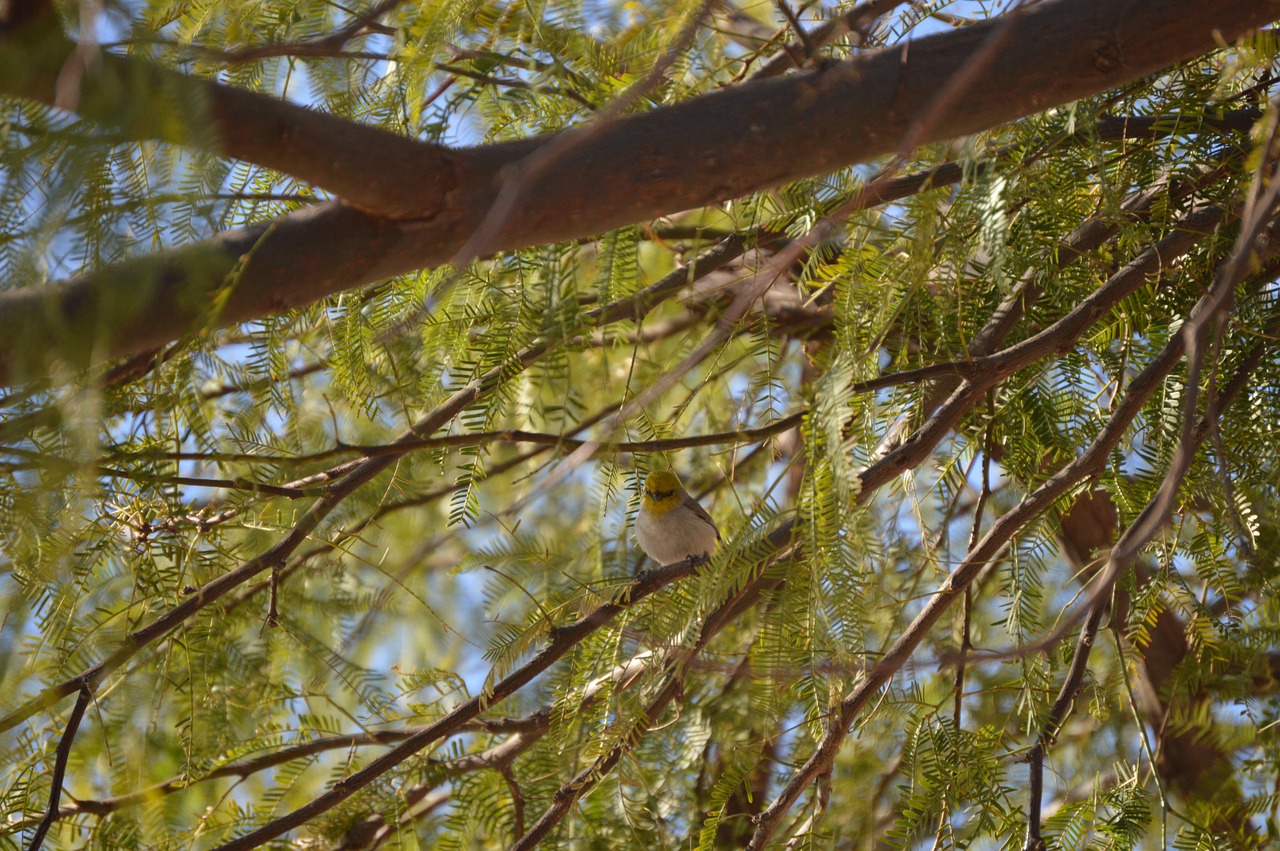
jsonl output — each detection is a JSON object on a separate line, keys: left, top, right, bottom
{"left": 339, "top": 724, "right": 548, "bottom": 850}
{"left": 954, "top": 396, "right": 993, "bottom": 728}
{"left": 1022, "top": 599, "right": 1108, "bottom": 851}
{"left": 750, "top": 0, "right": 911, "bottom": 79}
{"left": 117, "top": 0, "right": 411, "bottom": 64}
{"left": 27, "top": 686, "right": 92, "bottom": 851}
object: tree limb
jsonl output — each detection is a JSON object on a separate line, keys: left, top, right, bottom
{"left": 0, "top": 0, "right": 1272, "bottom": 385}
{"left": 745, "top": 222, "right": 1280, "bottom": 847}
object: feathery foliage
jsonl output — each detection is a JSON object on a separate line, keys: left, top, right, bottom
{"left": 2, "top": 1, "right": 1280, "bottom": 849}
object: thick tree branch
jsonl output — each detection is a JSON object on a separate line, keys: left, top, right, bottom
{"left": 0, "top": 0, "right": 1272, "bottom": 385}
{"left": 4, "top": 115, "right": 1238, "bottom": 451}
{"left": 0, "top": 1, "right": 453, "bottom": 219}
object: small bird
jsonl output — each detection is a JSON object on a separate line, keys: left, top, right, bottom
{"left": 635, "top": 470, "right": 720, "bottom": 566}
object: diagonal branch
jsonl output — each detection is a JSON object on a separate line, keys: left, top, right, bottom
{"left": 26, "top": 686, "right": 91, "bottom": 851}
{"left": 0, "top": 236, "right": 749, "bottom": 738}
{"left": 1022, "top": 600, "right": 1109, "bottom": 851}
{"left": 0, "top": 0, "right": 1273, "bottom": 385}
{"left": 207, "top": 557, "right": 712, "bottom": 851}
{"left": 11, "top": 710, "right": 548, "bottom": 827}
{"left": 511, "top": 544, "right": 793, "bottom": 848}
{"left": 745, "top": 221, "right": 1280, "bottom": 848}
{"left": 858, "top": 201, "right": 1230, "bottom": 496}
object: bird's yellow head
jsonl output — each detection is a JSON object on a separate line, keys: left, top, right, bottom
{"left": 641, "top": 470, "right": 684, "bottom": 514}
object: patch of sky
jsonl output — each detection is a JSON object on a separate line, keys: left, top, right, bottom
{"left": 396, "top": 458, "right": 613, "bottom": 694}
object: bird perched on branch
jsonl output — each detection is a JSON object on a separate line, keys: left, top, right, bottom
{"left": 635, "top": 470, "right": 720, "bottom": 566}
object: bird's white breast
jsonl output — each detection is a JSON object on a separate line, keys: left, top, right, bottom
{"left": 636, "top": 504, "right": 718, "bottom": 565}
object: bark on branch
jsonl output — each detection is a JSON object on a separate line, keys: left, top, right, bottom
{"left": 0, "top": 0, "right": 1272, "bottom": 385}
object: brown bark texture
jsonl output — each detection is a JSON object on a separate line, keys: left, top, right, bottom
{"left": 0, "top": 0, "right": 1275, "bottom": 385}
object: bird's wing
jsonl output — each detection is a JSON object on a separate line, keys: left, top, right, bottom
{"left": 685, "top": 496, "right": 720, "bottom": 540}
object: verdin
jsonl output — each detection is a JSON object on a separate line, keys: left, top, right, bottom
{"left": 635, "top": 471, "right": 720, "bottom": 565}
